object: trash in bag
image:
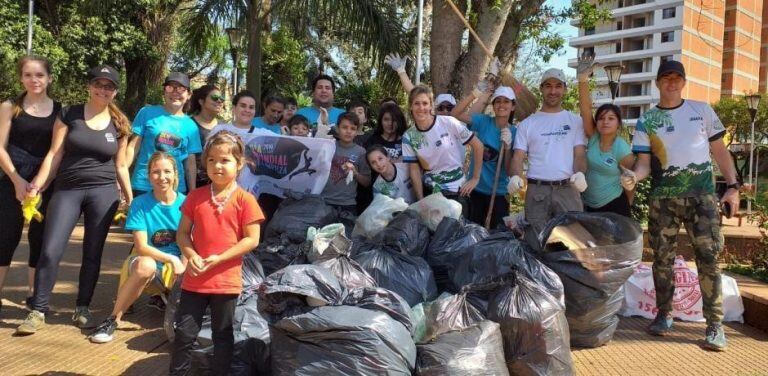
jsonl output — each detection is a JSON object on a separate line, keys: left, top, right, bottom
{"left": 426, "top": 217, "right": 489, "bottom": 292}
{"left": 353, "top": 194, "right": 409, "bottom": 239}
{"left": 408, "top": 192, "right": 463, "bottom": 231}
{"left": 354, "top": 246, "right": 438, "bottom": 307}
{"left": 230, "top": 288, "right": 271, "bottom": 375}
{"left": 257, "top": 264, "right": 345, "bottom": 323}
{"left": 307, "top": 223, "right": 351, "bottom": 263}
{"left": 416, "top": 321, "right": 509, "bottom": 376}
{"left": 486, "top": 274, "right": 573, "bottom": 376}
{"left": 350, "top": 235, "right": 379, "bottom": 258}
{"left": 451, "top": 232, "right": 564, "bottom": 303}
{"left": 256, "top": 234, "right": 310, "bottom": 276}
{"left": 189, "top": 345, "right": 214, "bottom": 376}
{"left": 343, "top": 286, "right": 414, "bottom": 333}
{"left": 270, "top": 305, "right": 417, "bottom": 376}
{"left": 242, "top": 251, "right": 266, "bottom": 289}
{"left": 308, "top": 224, "right": 377, "bottom": 289}
{"left": 164, "top": 277, "right": 183, "bottom": 341}
{"left": 539, "top": 212, "right": 642, "bottom": 348}
{"left": 420, "top": 291, "right": 485, "bottom": 343}
{"left": 379, "top": 210, "right": 430, "bottom": 257}
{"left": 265, "top": 192, "right": 337, "bottom": 243}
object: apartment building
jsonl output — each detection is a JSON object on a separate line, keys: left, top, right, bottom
{"left": 569, "top": 0, "right": 765, "bottom": 124}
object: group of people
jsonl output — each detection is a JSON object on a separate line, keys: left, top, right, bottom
{"left": 0, "top": 49, "right": 740, "bottom": 375}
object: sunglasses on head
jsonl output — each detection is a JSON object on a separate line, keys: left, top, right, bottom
{"left": 209, "top": 94, "right": 225, "bottom": 102}
{"left": 437, "top": 105, "right": 455, "bottom": 112}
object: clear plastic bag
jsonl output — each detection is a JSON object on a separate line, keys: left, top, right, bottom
{"left": 407, "top": 192, "right": 463, "bottom": 231}
{"left": 353, "top": 194, "right": 409, "bottom": 239}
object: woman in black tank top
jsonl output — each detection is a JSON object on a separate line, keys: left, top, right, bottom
{"left": 15, "top": 65, "right": 134, "bottom": 335}
{"left": 0, "top": 56, "right": 59, "bottom": 313}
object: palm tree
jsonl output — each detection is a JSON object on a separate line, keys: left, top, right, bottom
{"left": 183, "top": 0, "right": 412, "bottom": 111}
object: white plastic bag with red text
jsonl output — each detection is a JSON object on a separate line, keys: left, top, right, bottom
{"left": 620, "top": 256, "right": 744, "bottom": 322}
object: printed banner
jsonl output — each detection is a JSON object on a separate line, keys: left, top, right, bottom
{"left": 243, "top": 132, "right": 335, "bottom": 198}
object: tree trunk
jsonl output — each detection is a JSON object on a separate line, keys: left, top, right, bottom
{"left": 123, "top": 58, "right": 150, "bottom": 118}
{"left": 246, "top": 0, "right": 269, "bottom": 114}
{"left": 429, "top": 0, "right": 465, "bottom": 94}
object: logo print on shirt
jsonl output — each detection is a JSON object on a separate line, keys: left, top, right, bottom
{"left": 604, "top": 156, "right": 616, "bottom": 166}
{"left": 105, "top": 133, "right": 116, "bottom": 143}
{"left": 666, "top": 125, "right": 675, "bottom": 133}
{"left": 563, "top": 124, "right": 571, "bottom": 131}
{"left": 154, "top": 131, "right": 182, "bottom": 152}
{"left": 151, "top": 229, "right": 176, "bottom": 247}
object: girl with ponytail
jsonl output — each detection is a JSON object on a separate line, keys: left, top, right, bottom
{"left": 16, "top": 64, "right": 133, "bottom": 335}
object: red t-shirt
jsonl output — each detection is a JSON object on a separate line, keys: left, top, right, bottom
{"left": 180, "top": 186, "right": 264, "bottom": 294}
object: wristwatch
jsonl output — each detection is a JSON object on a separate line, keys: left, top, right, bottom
{"left": 726, "top": 183, "right": 741, "bottom": 190}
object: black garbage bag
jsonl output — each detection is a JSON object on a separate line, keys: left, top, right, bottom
{"left": 420, "top": 290, "right": 485, "bottom": 342}
{"left": 164, "top": 277, "right": 183, "bottom": 341}
{"left": 539, "top": 212, "right": 643, "bottom": 348}
{"left": 256, "top": 234, "right": 310, "bottom": 276}
{"left": 265, "top": 193, "right": 337, "bottom": 243}
{"left": 350, "top": 235, "right": 379, "bottom": 258}
{"left": 257, "top": 264, "right": 345, "bottom": 323}
{"left": 308, "top": 224, "right": 377, "bottom": 289}
{"left": 189, "top": 345, "right": 214, "bottom": 376}
{"left": 354, "top": 246, "right": 438, "bottom": 307}
{"left": 426, "top": 218, "right": 489, "bottom": 292}
{"left": 230, "top": 289, "right": 271, "bottom": 375}
{"left": 416, "top": 321, "right": 508, "bottom": 376}
{"left": 486, "top": 274, "right": 573, "bottom": 376}
{"left": 343, "top": 287, "right": 414, "bottom": 333}
{"left": 271, "top": 305, "right": 416, "bottom": 375}
{"left": 451, "top": 232, "right": 564, "bottom": 303}
{"left": 242, "top": 251, "right": 266, "bottom": 289}
{"left": 379, "top": 210, "right": 430, "bottom": 257}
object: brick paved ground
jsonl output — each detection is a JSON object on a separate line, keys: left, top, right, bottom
{"left": 1, "top": 225, "right": 767, "bottom": 375}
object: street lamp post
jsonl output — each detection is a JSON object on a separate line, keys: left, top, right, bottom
{"left": 746, "top": 94, "right": 761, "bottom": 214}
{"left": 27, "top": 0, "right": 34, "bottom": 55}
{"left": 226, "top": 27, "right": 244, "bottom": 95}
{"left": 604, "top": 64, "right": 624, "bottom": 103}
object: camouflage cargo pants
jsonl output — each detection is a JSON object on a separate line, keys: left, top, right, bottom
{"left": 648, "top": 194, "right": 724, "bottom": 324}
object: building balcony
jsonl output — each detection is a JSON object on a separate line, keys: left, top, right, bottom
{"left": 572, "top": 0, "right": 684, "bottom": 26}
{"left": 570, "top": 24, "right": 678, "bottom": 47}
{"left": 568, "top": 47, "right": 681, "bottom": 67}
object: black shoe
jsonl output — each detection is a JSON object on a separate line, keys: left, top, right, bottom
{"left": 89, "top": 316, "right": 118, "bottom": 343}
{"left": 147, "top": 295, "right": 166, "bottom": 311}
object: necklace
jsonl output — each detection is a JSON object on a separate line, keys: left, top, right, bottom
{"left": 210, "top": 183, "right": 236, "bottom": 214}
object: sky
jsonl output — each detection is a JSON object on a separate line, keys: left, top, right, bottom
{"left": 546, "top": 0, "right": 578, "bottom": 75}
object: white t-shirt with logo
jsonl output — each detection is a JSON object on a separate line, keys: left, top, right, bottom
{"left": 373, "top": 163, "right": 416, "bottom": 203}
{"left": 402, "top": 115, "right": 474, "bottom": 193}
{"left": 631, "top": 99, "right": 725, "bottom": 198}
{"left": 513, "top": 110, "right": 586, "bottom": 180}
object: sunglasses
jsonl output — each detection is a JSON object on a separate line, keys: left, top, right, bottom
{"left": 91, "top": 82, "right": 117, "bottom": 92}
{"left": 209, "top": 94, "right": 225, "bottom": 102}
{"left": 164, "top": 84, "right": 188, "bottom": 93}
{"left": 436, "top": 105, "right": 455, "bottom": 112}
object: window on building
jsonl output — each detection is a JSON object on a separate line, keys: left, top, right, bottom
{"left": 585, "top": 27, "right": 595, "bottom": 36}
{"left": 632, "top": 18, "right": 646, "bottom": 28}
{"left": 661, "top": 31, "right": 674, "bottom": 43}
{"left": 660, "top": 55, "right": 673, "bottom": 63}
{"left": 628, "top": 61, "right": 644, "bottom": 73}
{"left": 617, "top": 21, "right": 623, "bottom": 30}
{"left": 618, "top": 0, "right": 624, "bottom": 7}
{"left": 626, "top": 106, "right": 642, "bottom": 119}
{"left": 627, "top": 84, "right": 644, "bottom": 96}
{"left": 584, "top": 46, "right": 595, "bottom": 56}
{"left": 616, "top": 42, "right": 622, "bottom": 53}
{"left": 662, "top": 8, "right": 676, "bottom": 19}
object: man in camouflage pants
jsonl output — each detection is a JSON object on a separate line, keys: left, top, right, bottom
{"left": 632, "top": 60, "right": 740, "bottom": 351}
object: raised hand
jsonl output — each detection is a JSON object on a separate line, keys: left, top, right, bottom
{"left": 384, "top": 53, "right": 408, "bottom": 73}
{"left": 576, "top": 49, "right": 597, "bottom": 80}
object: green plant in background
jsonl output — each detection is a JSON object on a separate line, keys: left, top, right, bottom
{"left": 725, "top": 192, "right": 768, "bottom": 282}
{"left": 631, "top": 178, "right": 651, "bottom": 224}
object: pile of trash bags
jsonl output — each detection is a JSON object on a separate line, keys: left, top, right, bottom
{"left": 161, "top": 193, "right": 671, "bottom": 375}
{"left": 538, "top": 212, "right": 643, "bottom": 348}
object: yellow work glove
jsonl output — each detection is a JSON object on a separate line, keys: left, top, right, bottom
{"left": 22, "top": 195, "right": 44, "bottom": 224}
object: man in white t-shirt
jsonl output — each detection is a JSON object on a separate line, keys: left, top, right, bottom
{"left": 631, "top": 60, "right": 739, "bottom": 351}
{"left": 509, "top": 68, "right": 587, "bottom": 249}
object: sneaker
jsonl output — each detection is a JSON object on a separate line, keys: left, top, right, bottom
{"left": 16, "top": 310, "right": 45, "bottom": 335}
{"left": 702, "top": 323, "right": 727, "bottom": 351}
{"left": 647, "top": 312, "right": 674, "bottom": 336}
{"left": 89, "top": 317, "right": 118, "bottom": 344}
{"left": 72, "top": 306, "right": 96, "bottom": 328}
{"left": 147, "top": 295, "right": 166, "bottom": 311}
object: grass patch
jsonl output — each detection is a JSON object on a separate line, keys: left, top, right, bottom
{"left": 724, "top": 264, "right": 768, "bottom": 283}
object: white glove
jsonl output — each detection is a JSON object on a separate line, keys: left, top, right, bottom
{"left": 500, "top": 128, "right": 512, "bottom": 148}
{"left": 507, "top": 175, "right": 525, "bottom": 194}
{"left": 489, "top": 57, "right": 501, "bottom": 77}
{"left": 472, "top": 79, "right": 490, "bottom": 98}
{"left": 620, "top": 166, "right": 637, "bottom": 191}
{"left": 315, "top": 121, "right": 332, "bottom": 139}
{"left": 570, "top": 172, "right": 588, "bottom": 193}
{"left": 345, "top": 170, "right": 354, "bottom": 185}
{"left": 384, "top": 53, "right": 408, "bottom": 74}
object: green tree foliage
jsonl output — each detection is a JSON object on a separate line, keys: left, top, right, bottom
{"left": 261, "top": 28, "right": 310, "bottom": 100}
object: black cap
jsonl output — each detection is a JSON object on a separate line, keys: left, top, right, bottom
{"left": 164, "top": 72, "right": 190, "bottom": 88}
{"left": 657, "top": 60, "right": 686, "bottom": 80}
{"left": 87, "top": 65, "right": 120, "bottom": 88}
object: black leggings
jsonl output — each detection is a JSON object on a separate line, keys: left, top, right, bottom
{"left": 170, "top": 290, "right": 238, "bottom": 376}
{"left": 0, "top": 178, "right": 51, "bottom": 267}
{"left": 31, "top": 184, "right": 119, "bottom": 312}
{"left": 586, "top": 191, "right": 632, "bottom": 217}
{"left": 468, "top": 191, "right": 509, "bottom": 229}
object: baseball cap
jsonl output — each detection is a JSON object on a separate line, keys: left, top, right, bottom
{"left": 87, "top": 65, "right": 120, "bottom": 88}
{"left": 490, "top": 86, "right": 516, "bottom": 102}
{"left": 656, "top": 60, "right": 686, "bottom": 80}
{"left": 435, "top": 93, "right": 457, "bottom": 106}
{"left": 164, "top": 72, "right": 190, "bottom": 88}
{"left": 540, "top": 68, "right": 567, "bottom": 86}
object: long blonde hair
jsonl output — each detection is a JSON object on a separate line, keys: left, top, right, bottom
{"left": 147, "top": 151, "right": 179, "bottom": 191}
{"left": 407, "top": 84, "right": 434, "bottom": 119}
{"left": 13, "top": 56, "right": 52, "bottom": 118}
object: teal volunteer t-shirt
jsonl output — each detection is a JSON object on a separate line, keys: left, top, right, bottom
{"left": 467, "top": 113, "right": 516, "bottom": 196}
{"left": 296, "top": 106, "right": 345, "bottom": 129}
{"left": 251, "top": 116, "right": 282, "bottom": 134}
{"left": 583, "top": 134, "right": 632, "bottom": 208}
{"left": 131, "top": 105, "right": 202, "bottom": 193}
